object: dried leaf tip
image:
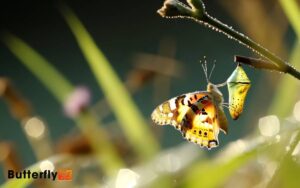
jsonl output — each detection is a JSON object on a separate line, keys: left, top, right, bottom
{"left": 157, "top": 0, "right": 192, "bottom": 18}
{"left": 157, "top": 0, "right": 206, "bottom": 19}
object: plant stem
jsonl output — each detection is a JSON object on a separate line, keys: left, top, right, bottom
{"left": 199, "top": 13, "right": 300, "bottom": 80}
{"left": 158, "top": 0, "right": 300, "bottom": 80}
{"left": 287, "top": 64, "right": 300, "bottom": 79}
{"left": 201, "top": 14, "right": 285, "bottom": 68}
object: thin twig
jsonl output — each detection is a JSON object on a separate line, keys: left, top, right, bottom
{"left": 234, "top": 55, "right": 283, "bottom": 72}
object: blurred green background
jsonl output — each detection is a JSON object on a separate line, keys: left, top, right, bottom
{"left": 0, "top": 0, "right": 299, "bottom": 187}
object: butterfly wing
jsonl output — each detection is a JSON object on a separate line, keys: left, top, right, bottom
{"left": 181, "top": 96, "right": 221, "bottom": 149}
{"left": 151, "top": 91, "right": 221, "bottom": 149}
{"left": 151, "top": 91, "right": 210, "bottom": 128}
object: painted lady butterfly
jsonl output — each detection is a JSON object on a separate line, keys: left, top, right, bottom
{"left": 151, "top": 61, "right": 250, "bottom": 149}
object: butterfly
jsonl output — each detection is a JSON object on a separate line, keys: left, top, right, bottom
{"left": 151, "top": 60, "right": 228, "bottom": 149}
{"left": 151, "top": 61, "right": 250, "bottom": 149}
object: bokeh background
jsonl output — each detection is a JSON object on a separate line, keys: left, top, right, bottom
{"left": 0, "top": 0, "right": 300, "bottom": 187}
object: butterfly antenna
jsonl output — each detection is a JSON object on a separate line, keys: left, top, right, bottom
{"left": 208, "top": 60, "right": 216, "bottom": 80}
{"left": 201, "top": 57, "right": 209, "bottom": 83}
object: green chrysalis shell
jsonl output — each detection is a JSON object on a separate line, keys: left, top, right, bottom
{"left": 227, "top": 64, "right": 251, "bottom": 120}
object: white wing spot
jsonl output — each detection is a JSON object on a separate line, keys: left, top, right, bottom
{"left": 169, "top": 98, "right": 176, "bottom": 110}
{"left": 183, "top": 96, "right": 189, "bottom": 105}
{"left": 168, "top": 113, "right": 173, "bottom": 118}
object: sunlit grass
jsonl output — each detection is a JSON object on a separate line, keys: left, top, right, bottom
{"left": 269, "top": 0, "right": 300, "bottom": 116}
{"left": 2, "top": 33, "right": 73, "bottom": 103}
{"left": 279, "top": 0, "right": 300, "bottom": 38}
{"left": 60, "top": 5, "right": 160, "bottom": 161}
{"left": 268, "top": 42, "right": 300, "bottom": 116}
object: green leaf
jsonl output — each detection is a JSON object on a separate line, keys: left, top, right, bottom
{"left": 181, "top": 149, "right": 258, "bottom": 188}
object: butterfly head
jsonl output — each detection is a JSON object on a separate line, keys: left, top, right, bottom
{"left": 207, "top": 82, "right": 223, "bottom": 105}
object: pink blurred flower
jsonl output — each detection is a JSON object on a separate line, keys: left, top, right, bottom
{"left": 64, "top": 86, "right": 91, "bottom": 118}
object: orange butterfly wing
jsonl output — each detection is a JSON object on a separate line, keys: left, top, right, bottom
{"left": 151, "top": 91, "right": 221, "bottom": 149}
{"left": 151, "top": 91, "right": 209, "bottom": 128}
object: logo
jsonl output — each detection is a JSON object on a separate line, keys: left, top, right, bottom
{"left": 57, "top": 169, "right": 73, "bottom": 181}
{"left": 7, "top": 169, "right": 72, "bottom": 181}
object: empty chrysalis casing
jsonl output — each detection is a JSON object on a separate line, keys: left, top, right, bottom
{"left": 227, "top": 64, "right": 251, "bottom": 120}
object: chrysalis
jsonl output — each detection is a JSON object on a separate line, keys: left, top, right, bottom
{"left": 227, "top": 64, "right": 251, "bottom": 120}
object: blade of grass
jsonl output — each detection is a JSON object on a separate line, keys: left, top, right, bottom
{"left": 268, "top": 41, "right": 300, "bottom": 116}
{"left": 2, "top": 33, "right": 73, "bottom": 103}
{"left": 60, "top": 5, "right": 159, "bottom": 160}
{"left": 269, "top": 0, "right": 300, "bottom": 116}
{"left": 76, "top": 110, "right": 125, "bottom": 174}
{"left": 1, "top": 34, "right": 125, "bottom": 176}
{"left": 0, "top": 154, "right": 70, "bottom": 188}
{"left": 279, "top": 0, "right": 300, "bottom": 39}
{"left": 267, "top": 2, "right": 300, "bottom": 187}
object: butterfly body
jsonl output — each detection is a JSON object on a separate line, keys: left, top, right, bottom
{"left": 151, "top": 83, "right": 228, "bottom": 149}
